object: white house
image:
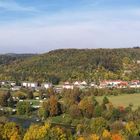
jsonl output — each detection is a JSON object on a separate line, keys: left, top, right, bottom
{"left": 74, "top": 81, "right": 81, "bottom": 86}
{"left": 81, "top": 81, "right": 87, "bottom": 86}
{"left": 11, "top": 86, "right": 21, "bottom": 91}
{"left": 1, "top": 81, "right": 6, "bottom": 85}
{"left": 107, "top": 80, "right": 122, "bottom": 86}
{"left": 63, "top": 82, "right": 74, "bottom": 89}
{"left": 22, "top": 82, "right": 38, "bottom": 88}
{"left": 137, "top": 60, "right": 140, "bottom": 64}
{"left": 41, "top": 83, "right": 52, "bottom": 89}
{"left": 29, "top": 83, "right": 38, "bottom": 88}
{"left": 129, "top": 80, "right": 140, "bottom": 88}
{"left": 22, "top": 82, "right": 28, "bottom": 87}
{"left": 10, "top": 82, "right": 16, "bottom": 87}
{"left": 90, "top": 82, "right": 97, "bottom": 87}
{"left": 129, "top": 84, "right": 140, "bottom": 88}
{"left": 99, "top": 80, "right": 122, "bottom": 88}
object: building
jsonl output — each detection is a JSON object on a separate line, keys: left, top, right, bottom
{"left": 11, "top": 86, "right": 21, "bottom": 91}
{"left": 129, "top": 80, "right": 140, "bottom": 88}
{"left": 41, "top": 83, "right": 52, "bottom": 89}
{"left": 81, "top": 81, "right": 87, "bottom": 86}
{"left": 22, "top": 82, "right": 38, "bottom": 88}
{"left": 74, "top": 81, "right": 81, "bottom": 86}
{"left": 100, "top": 80, "right": 123, "bottom": 88}
{"left": 63, "top": 82, "right": 74, "bottom": 89}
{"left": 10, "top": 82, "right": 16, "bottom": 87}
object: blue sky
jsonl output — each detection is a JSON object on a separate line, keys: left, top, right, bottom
{"left": 0, "top": 0, "right": 140, "bottom": 53}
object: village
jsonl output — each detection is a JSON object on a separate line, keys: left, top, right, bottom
{"left": 0, "top": 79, "right": 140, "bottom": 92}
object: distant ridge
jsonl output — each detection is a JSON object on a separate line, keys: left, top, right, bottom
{"left": 0, "top": 48, "right": 140, "bottom": 83}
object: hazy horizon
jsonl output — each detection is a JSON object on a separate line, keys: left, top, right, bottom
{"left": 0, "top": 0, "right": 140, "bottom": 53}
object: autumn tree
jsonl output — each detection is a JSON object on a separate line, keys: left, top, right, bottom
{"left": 47, "top": 126, "right": 67, "bottom": 140}
{"left": 23, "top": 123, "right": 50, "bottom": 140}
{"left": 49, "top": 96, "right": 61, "bottom": 116}
{"left": 90, "top": 117, "right": 108, "bottom": 135}
{"left": 78, "top": 97, "right": 94, "bottom": 118}
{"left": 3, "top": 122, "right": 22, "bottom": 140}
{"left": 69, "top": 104, "right": 82, "bottom": 119}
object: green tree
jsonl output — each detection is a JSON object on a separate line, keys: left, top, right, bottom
{"left": 16, "top": 102, "right": 32, "bottom": 115}
{"left": 27, "top": 90, "right": 33, "bottom": 99}
{"left": 38, "top": 101, "right": 50, "bottom": 120}
{"left": 90, "top": 117, "right": 108, "bottom": 135}
{"left": 0, "top": 93, "right": 8, "bottom": 107}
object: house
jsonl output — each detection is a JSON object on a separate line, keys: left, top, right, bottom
{"left": 90, "top": 82, "right": 97, "bottom": 88}
{"left": 28, "top": 83, "right": 38, "bottom": 88}
{"left": 74, "top": 81, "right": 81, "bottom": 86}
{"left": 35, "top": 87, "right": 42, "bottom": 92}
{"left": 63, "top": 82, "right": 74, "bottom": 89}
{"left": 22, "top": 82, "right": 38, "bottom": 88}
{"left": 129, "top": 80, "right": 140, "bottom": 88}
{"left": 137, "top": 60, "right": 140, "bottom": 64}
{"left": 99, "top": 80, "right": 109, "bottom": 88}
{"left": 0, "top": 81, "right": 6, "bottom": 86}
{"left": 41, "top": 83, "right": 52, "bottom": 89}
{"left": 54, "top": 86, "right": 63, "bottom": 93}
{"left": 10, "top": 82, "right": 16, "bottom": 87}
{"left": 11, "top": 86, "right": 21, "bottom": 91}
{"left": 81, "top": 81, "right": 87, "bottom": 86}
{"left": 99, "top": 80, "right": 122, "bottom": 88}
{"left": 118, "top": 81, "right": 128, "bottom": 88}
{"left": 22, "top": 82, "right": 28, "bottom": 87}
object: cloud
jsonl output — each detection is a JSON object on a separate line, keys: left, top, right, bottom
{"left": 0, "top": 1, "right": 140, "bottom": 53}
{"left": 0, "top": 0, "right": 38, "bottom": 12}
{"left": 0, "top": 18, "right": 140, "bottom": 53}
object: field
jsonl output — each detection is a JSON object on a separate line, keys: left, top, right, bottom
{"left": 96, "top": 93, "right": 140, "bottom": 110}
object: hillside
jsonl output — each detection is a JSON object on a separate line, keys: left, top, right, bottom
{"left": 0, "top": 54, "right": 36, "bottom": 65}
{"left": 0, "top": 48, "right": 140, "bottom": 83}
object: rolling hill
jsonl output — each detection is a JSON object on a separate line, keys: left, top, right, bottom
{"left": 0, "top": 48, "right": 140, "bottom": 83}
{"left": 0, "top": 53, "right": 36, "bottom": 65}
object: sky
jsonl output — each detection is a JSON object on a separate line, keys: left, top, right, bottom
{"left": 0, "top": 0, "right": 140, "bottom": 53}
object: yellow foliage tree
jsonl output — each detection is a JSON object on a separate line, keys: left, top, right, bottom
{"left": 49, "top": 127, "right": 67, "bottom": 140}
{"left": 10, "top": 131, "right": 21, "bottom": 140}
{"left": 102, "top": 130, "right": 111, "bottom": 140}
{"left": 23, "top": 123, "right": 50, "bottom": 140}
{"left": 125, "top": 121, "right": 138, "bottom": 136}
{"left": 77, "top": 137, "right": 85, "bottom": 140}
{"left": 89, "top": 134, "right": 100, "bottom": 140}
{"left": 3, "top": 122, "right": 21, "bottom": 140}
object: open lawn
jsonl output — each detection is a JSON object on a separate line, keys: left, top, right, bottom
{"left": 96, "top": 93, "right": 140, "bottom": 110}
{"left": 24, "top": 99, "right": 40, "bottom": 106}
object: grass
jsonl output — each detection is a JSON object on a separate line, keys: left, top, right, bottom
{"left": 96, "top": 93, "right": 140, "bottom": 110}
{"left": 50, "top": 114, "right": 72, "bottom": 125}
{"left": 24, "top": 99, "right": 40, "bottom": 106}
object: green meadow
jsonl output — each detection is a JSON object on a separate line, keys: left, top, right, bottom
{"left": 96, "top": 93, "right": 140, "bottom": 110}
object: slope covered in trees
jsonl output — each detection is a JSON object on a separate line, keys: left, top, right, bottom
{"left": 0, "top": 54, "right": 36, "bottom": 65}
{"left": 0, "top": 48, "right": 140, "bottom": 83}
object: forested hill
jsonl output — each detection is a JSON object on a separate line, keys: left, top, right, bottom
{"left": 0, "top": 48, "right": 140, "bottom": 83}
{"left": 0, "top": 53, "right": 36, "bottom": 65}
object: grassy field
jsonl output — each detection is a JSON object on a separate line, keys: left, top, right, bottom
{"left": 96, "top": 93, "right": 140, "bottom": 110}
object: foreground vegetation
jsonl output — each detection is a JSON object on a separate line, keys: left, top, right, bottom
{"left": 1, "top": 87, "right": 140, "bottom": 139}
